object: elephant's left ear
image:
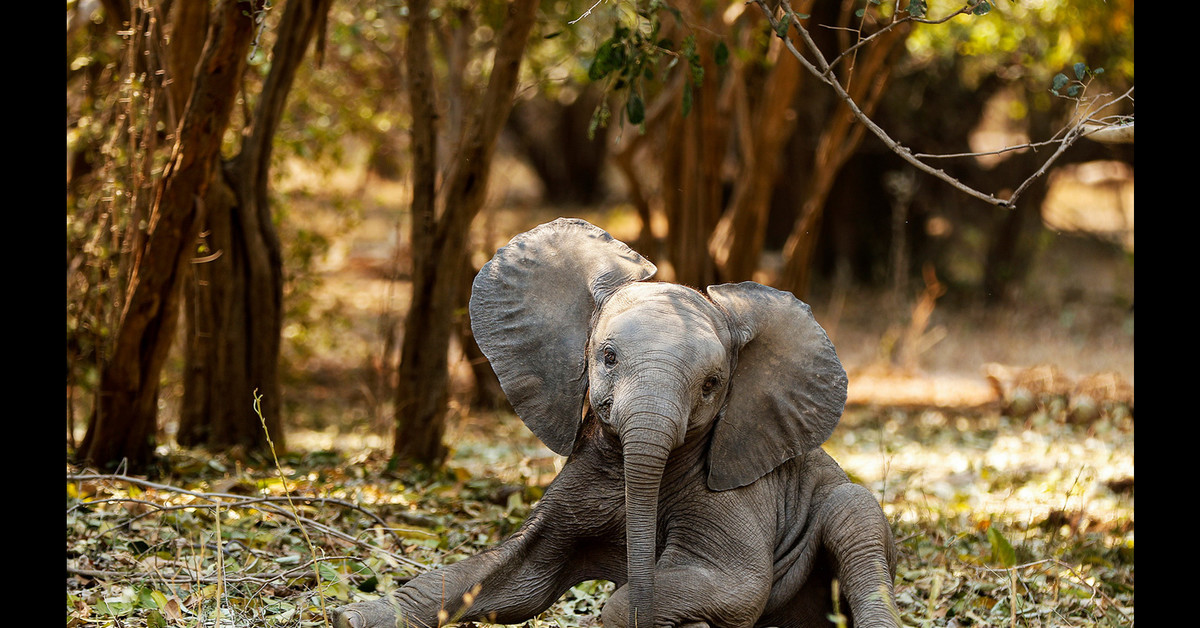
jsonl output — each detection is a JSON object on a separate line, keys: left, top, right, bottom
{"left": 704, "top": 282, "right": 848, "bottom": 491}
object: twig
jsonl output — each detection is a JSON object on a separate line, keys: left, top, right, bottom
{"left": 67, "top": 472, "right": 430, "bottom": 572}
{"left": 68, "top": 554, "right": 381, "bottom": 587}
{"left": 252, "top": 388, "right": 326, "bottom": 624}
{"left": 820, "top": 3, "right": 974, "bottom": 76}
{"left": 969, "top": 558, "right": 1132, "bottom": 623}
{"left": 569, "top": 0, "right": 607, "bottom": 25}
{"left": 754, "top": 1, "right": 1007, "bottom": 206}
{"left": 755, "top": 0, "right": 1134, "bottom": 210}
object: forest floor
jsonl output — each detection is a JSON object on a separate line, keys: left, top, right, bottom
{"left": 67, "top": 160, "right": 1135, "bottom": 626}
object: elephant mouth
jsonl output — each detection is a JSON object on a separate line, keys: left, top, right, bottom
{"left": 593, "top": 398, "right": 617, "bottom": 430}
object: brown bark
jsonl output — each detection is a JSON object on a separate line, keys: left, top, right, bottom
{"left": 455, "top": 256, "right": 510, "bottom": 411}
{"left": 508, "top": 87, "right": 610, "bottom": 205}
{"left": 179, "top": 0, "right": 333, "bottom": 453}
{"left": 659, "top": 8, "right": 728, "bottom": 289}
{"left": 709, "top": 24, "right": 806, "bottom": 283}
{"left": 98, "top": 0, "right": 131, "bottom": 29}
{"left": 392, "top": 0, "right": 538, "bottom": 468}
{"left": 78, "top": 0, "right": 266, "bottom": 472}
{"left": 164, "top": 0, "right": 209, "bottom": 123}
{"left": 777, "top": 21, "right": 910, "bottom": 299}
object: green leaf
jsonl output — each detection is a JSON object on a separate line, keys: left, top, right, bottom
{"left": 1066, "top": 84, "right": 1081, "bottom": 97}
{"left": 681, "top": 83, "right": 693, "bottom": 118}
{"left": 587, "top": 59, "right": 609, "bottom": 82}
{"left": 587, "top": 101, "right": 610, "bottom": 140}
{"left": 1051, "top": 73, "right": 1069, "bottom": 94}
{"left": 714, "top": 40, "right": 729, "bottom": 67}
{"left": 94, "top": 599, "right": 133, "bottom": 617}
{"left": 776, "top": 16, "right": 789, "bottom": 38}
{"left": 682, "top": 34, "right": 697, "bottom": 59}
{"left": 137, "top": 587, "right": 168, "bottom": 610}
{"left": 987, "top": 526, "right": 1016, "bottom": 567}
{"left": 318, "top": 560, "right": 340, "bottom": 582}
{"left": 588, "top": 37, "right": 626, "bottom": 83}
{"left": 1073, "top": 62, "right": 1088, "bottom": 80}
{"left": 972, "top": 0, "right": 992, "bottom": 15}
{"left": 626, "top": 92, "right": 645, "bottom": 125}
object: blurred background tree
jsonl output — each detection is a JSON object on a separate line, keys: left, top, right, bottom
{"left": 67, "top": 0, "right": 1133, "bottom": 472}
{"left": 67, "top": 0, "right": 333, "bottom": 471}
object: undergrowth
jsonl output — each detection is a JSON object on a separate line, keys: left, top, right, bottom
{"left": 66, "top": 405, "right": 1133, "bottom": 627}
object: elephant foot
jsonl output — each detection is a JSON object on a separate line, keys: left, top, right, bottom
{"left": 329, "top": 599, "right": 400, "bottom": 628}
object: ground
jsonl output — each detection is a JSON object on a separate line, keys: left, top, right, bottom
{"left": 67, "top": 154, "right": 1134, "bottom": 626}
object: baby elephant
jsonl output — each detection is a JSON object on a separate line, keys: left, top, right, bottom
{"left": 333, "top": 218, "right": 899, "bottom": 628}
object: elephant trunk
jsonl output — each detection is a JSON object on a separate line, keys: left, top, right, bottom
{"left": 619, "top": 409, "right": 680, "bottom": 628}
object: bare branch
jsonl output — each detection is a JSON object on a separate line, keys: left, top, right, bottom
{"left": 820, "top": 2, "right": 974, "bottom": 75}
{"left": 755, "top": 0, "right": 1134, "bottom": 209}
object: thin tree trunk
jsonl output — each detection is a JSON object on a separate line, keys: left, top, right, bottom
{"left": 78, "top": 0, "right": 265, "bottom": 472}
{"left": 709, "top": 21, "right": 806, "bottom": 283}
{"left": 778, "top": 21, "right": 909, "bottom": 298}
{"left": 660, "top": 8, "right": 727, "bottom": 289}
{"left": 164, "top": 0, "right": 208, "bottom": 123}
{"left": 178, "top": 0, "right": 331, "bottom": 454}
{"left": 392, "top": 0, "right": 443, "bottom": 466}
{"left": 455, "top": 255, "right": 510, "bottom": 411}
{"left": 610, "top": 70, "right": 682, "bottom": 261}
{"left": 392, "top": 0, "right": 538, "bottom": 468}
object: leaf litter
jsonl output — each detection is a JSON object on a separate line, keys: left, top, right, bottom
{"left": 67, "top": 401, "right": 1132, "bottom": 627}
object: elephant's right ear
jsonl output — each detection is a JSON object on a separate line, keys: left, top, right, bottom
{"left": 469, "top": 218, "right": 657, "bottom": 455}
{"left": 705, "top": 282, "right": 847, "bottom": 490}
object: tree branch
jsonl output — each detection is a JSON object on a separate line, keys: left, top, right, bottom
{"left": 756, "top": 0, "right": 1135, "bottom": 210}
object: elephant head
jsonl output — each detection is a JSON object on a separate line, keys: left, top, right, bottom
{"left": 469, "top": 218, "right": 847, "bottom": 628}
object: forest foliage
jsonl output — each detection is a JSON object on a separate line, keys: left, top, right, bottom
{"left": 67, "top": 0, "right": 1133, "bottom": 625}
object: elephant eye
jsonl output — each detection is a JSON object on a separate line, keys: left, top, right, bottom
{"left": 603, "top": 347, "right": 617, "bottom": 367}
{"left": 702, "top": 375, "right": 720, "bottom": 395}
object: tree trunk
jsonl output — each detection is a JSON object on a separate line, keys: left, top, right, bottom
{"left": 164, "top": 0, "right": 209, "bottom": 123}
{"left": 777, "top": 20, "right": 910, "bottom": 299}
{"left": 178, "top": 0, "right": 332, "bottom": 454}
{"left": 709, "top": 22, "right": 805, "bottom": 283}
{"left": 456, "top": 257, "right": 511, "bottom": 411}
{"left": 392, "top": 0, "right": 538, "bottom": 468}
{"left": 660, "top": 7, "right": 728, "bottom": 289}
{"left": 78, "top": 0, "right": 265, "bottom": 472}
{"left": 507, "top": 86, "right": 609, "bottom": 205}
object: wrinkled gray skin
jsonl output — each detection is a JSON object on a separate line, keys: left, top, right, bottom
{"left": 332, "top": 218, "right": 898, "bottom": 628}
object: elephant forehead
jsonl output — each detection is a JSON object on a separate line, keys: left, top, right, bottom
{"left": 598, "top": 284, "right": 729, "bottom": 352}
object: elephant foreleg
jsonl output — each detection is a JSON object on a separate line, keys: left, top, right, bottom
{"left": 334, "top": 432, "right": 627, "bottom": 628}
{"left": 818, "top": 483, "right": 899, "bottom": 627}
{"left": 333, "top": 507, "right": 613, "bottom": 628}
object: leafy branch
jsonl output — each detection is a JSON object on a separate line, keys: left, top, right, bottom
{"left": 584, "top": 0, "right": 716, "bottom": 138}
{"left": 755, "top": 0, "right": 1134, "bottom": 209}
